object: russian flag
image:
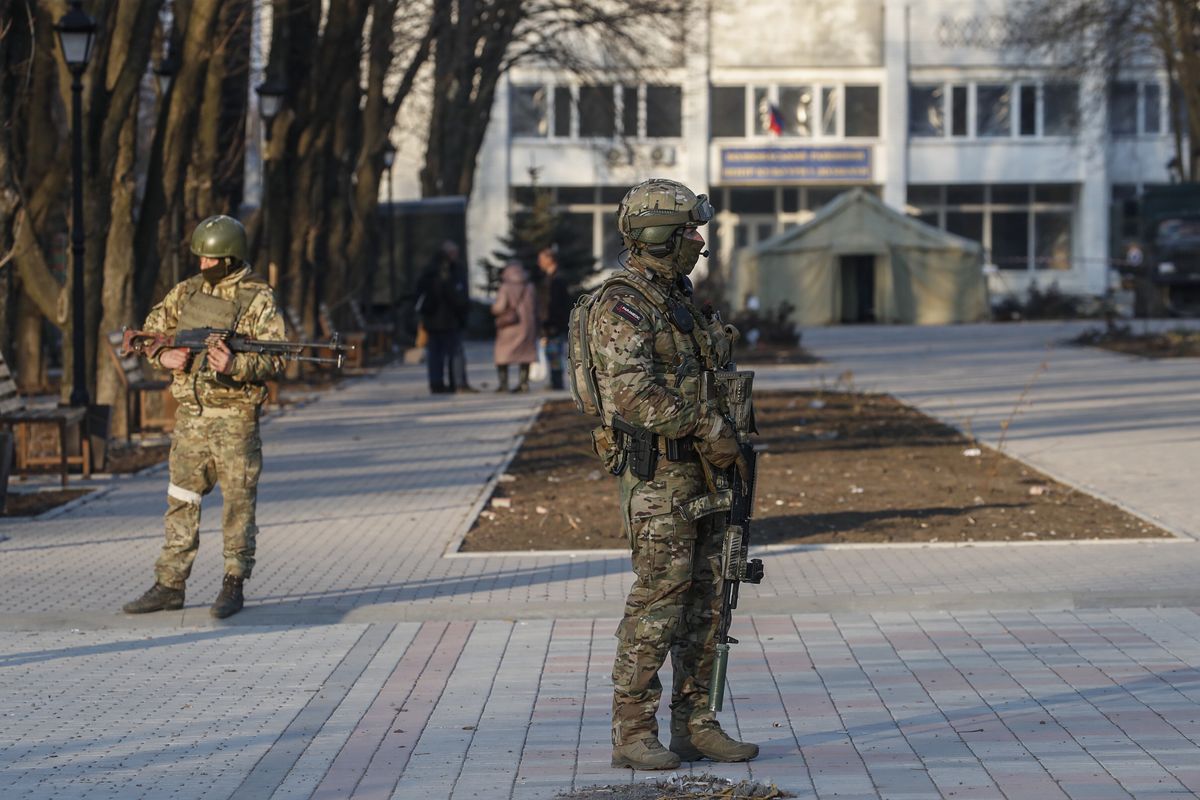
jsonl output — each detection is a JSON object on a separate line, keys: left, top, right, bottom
{"left": 767, "top": 103, "right": 784, "bottom": 135}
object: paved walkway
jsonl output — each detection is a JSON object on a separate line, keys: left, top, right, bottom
{"left": 1, "top": 327, "right": 1199, "bottom": 799}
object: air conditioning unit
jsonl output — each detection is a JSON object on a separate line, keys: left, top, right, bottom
{"left": 649, "top": 145, "right": 676, "bottom": 166}
{"left": 605, "top": 146, "right": 632, "bottom": 166}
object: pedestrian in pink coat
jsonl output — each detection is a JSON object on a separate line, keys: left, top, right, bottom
{"left": 491, "top": 261, "right": 538, "bottom": 392}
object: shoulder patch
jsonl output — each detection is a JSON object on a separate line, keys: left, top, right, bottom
{"left": 610, "top": 301, "right": 645, "bottom": 326}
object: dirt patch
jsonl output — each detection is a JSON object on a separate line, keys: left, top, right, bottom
{"left": 106, "top": 441, "right": 172, "bottom": 473}
{"left": 555, "top": 774, "right": 791, "bottom": 800}
{"left": 1072, "top": 324, "right": 1200, "bottom": 358}
{"left": 460, "top": 392, "right": 1171, "bottom": 552}
{"left": 734, "top": 344, "right": 819, "bottom": 365}
{"left": 1, "top": 489, "right": 93, "bottom": 518}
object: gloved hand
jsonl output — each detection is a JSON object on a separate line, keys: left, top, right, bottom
{"left": 708, "top": 320, "right": 739, "bottom": 368}
{"left": 696, "top": 414, "right": 750, "bottom": 483}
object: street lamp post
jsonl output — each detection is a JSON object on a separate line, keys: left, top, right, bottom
{"left": 154, "top": 49, "right": 181, "bottom": 284}
{"left": 255, "top": 79, "right": 285, "bottom": 288}
{"left": 55, "top": 1, "right": 97, "bottom": 409}
{"left": 382, "top": 142, "right": 397, "bottom": 341}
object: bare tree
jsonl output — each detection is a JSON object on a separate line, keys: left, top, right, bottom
{"left": 261, "top": 0, "right": 435, "bottom": 336}
{"left": 1007, "top": 0, "right": 1200, "bottom": 180}
{"left": 0, "top": 0, "right": 255, "bottom": 437}
{"left": 419, "top": 0, "right": 685, "bottom": 199}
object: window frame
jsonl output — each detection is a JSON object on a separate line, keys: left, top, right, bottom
{"left": 909, "top": 80, "right": 1081, "bottom": 141}
{"left": 905, "top": 183, "right": 1076, "bottom": 272}
{"left": 709, "top": 81, "right": 882, "bottom": 142}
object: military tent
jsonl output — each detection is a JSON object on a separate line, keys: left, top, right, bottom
{"left": 730, "top": 188, "right": 989, "bottom": 325}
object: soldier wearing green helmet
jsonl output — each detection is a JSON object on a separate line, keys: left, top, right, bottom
{"left": 568, "top": 179, "right": 757, "bottom": 769}
{"left": 123, "top": 214, "right": 287, "bottom": 620}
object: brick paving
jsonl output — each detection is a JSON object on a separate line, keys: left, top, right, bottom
{"left": 1, "top": 328, "right": 1199, "bottom": 799}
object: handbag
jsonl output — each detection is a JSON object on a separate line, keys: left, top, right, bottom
{"left": 493, "top": 284, "right": 528, "bottom": 329}
{"left": 494, "top": 307, "right": 519, "bottom": 328}
{"left": 529, "top": 340, "right": 548, "bottom": 382}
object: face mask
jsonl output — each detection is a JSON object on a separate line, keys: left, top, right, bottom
{"left": 675, "top": 234, "right": 706, "bottom": 276}
{"left": 201, "top": 259, "right": 232, "bottom": 285}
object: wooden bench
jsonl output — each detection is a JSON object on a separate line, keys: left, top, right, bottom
{"left": 318, "top": 302, "right": 366, "bottom": 370}
{"left": 104, "top": 330, "right": 175, "bottom": 441}
{"left": 0, "top": 353, "right": 90, "bottom": 487}
{"left": 348, "top": 299, "right": 394, "bottom": 359}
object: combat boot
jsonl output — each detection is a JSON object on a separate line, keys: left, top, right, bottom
{"left": 122, "top": 583, "right": 184, "bottom": 614}
{"left": 611, "top": 737, "right": 681, "bottom": 770}
{"left": 670, "top": 721, "right": 759, "bottom": 762}
{"left": 210, "top": 574, "right": 245, "bottom": 619}
{"left": 494, "top": 366, "right": 509, "bottom": 392}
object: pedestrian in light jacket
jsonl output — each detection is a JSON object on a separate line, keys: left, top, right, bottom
{"left": 491, "top": 261, "right": 538, "bottom": 392}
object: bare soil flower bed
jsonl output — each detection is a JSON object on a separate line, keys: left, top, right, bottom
{"left": 1072, "top": 324, "right": 1200, "bottom": 358}
{"left": 460, "top": 392, "right": 1171, "bottom": 552}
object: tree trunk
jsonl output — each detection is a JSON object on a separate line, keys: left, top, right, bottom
{"left": 14, "top": 290, "right": 43, "bottom": 392}
{"left": 96, "top": 110, "right": 141, "bottom": 440}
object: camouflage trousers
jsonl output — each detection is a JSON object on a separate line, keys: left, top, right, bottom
{"left": 611, "top": 459, "right": 723, "bottom": 746}
{"left": 153, "top": 406, "right": 263, "bottom": 589}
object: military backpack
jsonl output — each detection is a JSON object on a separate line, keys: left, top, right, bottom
{"left": 566, "top": 271, "right": 668, "bottom": 420}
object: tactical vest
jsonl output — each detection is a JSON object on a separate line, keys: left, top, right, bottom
{"left": 174, "top": 273, "right": 268, "bottom": 382}
{"left": 174, "top": 273, "right": 267, "bottom": 333}
{"left": 567, "top": 269, "right": 714, "bottom": 424}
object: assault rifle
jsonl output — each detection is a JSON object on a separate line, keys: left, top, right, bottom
{"left": 701, "top": 368, "right": 763, "bottom": 713}
{"left": 121, "top": 327, "right": 353, "bottom": 368}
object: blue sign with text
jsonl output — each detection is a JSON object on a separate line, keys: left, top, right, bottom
{"left": 720, "top": 146, "right": 872, "bottom": 184}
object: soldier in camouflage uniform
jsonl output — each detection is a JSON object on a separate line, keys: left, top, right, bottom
{"left": 123, "top": 215, "right": 286, "bottom": 619}
{"left": 586, "top": 179, "right": 759, "bottom": 770}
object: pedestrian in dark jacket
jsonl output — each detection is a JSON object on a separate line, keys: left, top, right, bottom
{"left": 536, "top": 247, "right": 571, "bottom": 390}
{"left": 440, "top": 241, "right": 478, "bottom": 393}
{"left": 416, "top": 247, "right": 470, "bottom": 394}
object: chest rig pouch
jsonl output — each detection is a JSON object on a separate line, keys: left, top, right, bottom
{"left": 174, "top": 280, "right": 255, "bottom": 390}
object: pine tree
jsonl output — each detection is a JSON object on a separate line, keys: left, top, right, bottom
{"left": 483, "top": 183, "right": 595, "bottom": 294}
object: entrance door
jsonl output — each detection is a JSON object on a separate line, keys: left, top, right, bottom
{"left": 839, "top": 255, "right": 876, "bottom": 323}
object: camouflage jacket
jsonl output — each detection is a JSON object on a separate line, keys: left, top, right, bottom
{"left": 588, "top": 255, "right": 724, "bottom": 440}
{"left": 143, "top": 266, "right": 286, "bottom": 413}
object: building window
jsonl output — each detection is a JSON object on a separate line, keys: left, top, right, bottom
{"left": 553, "top": 86, "right": 572, "bottom": 137}
{"left": 711, "top": 82, "right": 879, "bottom": 141}
{"left": 1144, "top": 83, "right": 1161, "bottom": 134}
{"left": 710, "top": 85, "right": 745, "bottom": 137}
{"left": 911, "top": 81, "right": 1077, "bottom": 139}
{"left": 1043, "top": 83, "right": 1078, "bottom": 135}
{"left": 844, "top": 86, "right": 879, "bottom": 138}
{"left": 991, "top": 211, "right": 1030, "bottom": 270}
{"left": 529, "top": 82, "right": 681, "bottom": 140}
{"left": 621, "top": 86, "right": 639, "bottom": 137}
{"left": 951, "top": 85, "right": 968, "bottom": 136}
{"left": 645, "top": 85, "right": 681, "bottom": 137}
{"left": 779, "top": 86, "right": 814, "bottom": 137}
{"left": 1110, "top": 81, "right": 1139, "bottom": 136}
{"left": 910, "top": 85, "right": 944, "bottom": 137}
{"left": 976, "top": 84, "right": 1012, "bottom": 137}
{"left": 1019, "top": 84, "right": 1037, "bottom": 136}
{"left": 946, "top": 212, "right": 983, "bottom": 243}
{"left": 821, "top": 86, "right": 839, "bottom": 136}
{"left": 753, "top": 86, "right": 772, "bottom": 135}
{"left": 908, "top": 183, "right": 1075, "bottom": 271}
{"left": 1112, "top": 79, "right": 1168, "bottom": 136}
{"left": 510, "top": 85, "right": 548, "bottom": 137}
{"left": 1035, "top": 212, "right": 1072, "bottom": 270}
{"left": 578, "top": 85, "right": 615, "bottom": 137}
{"left": 728, "top": 188, "right": 776, "bottom": 214}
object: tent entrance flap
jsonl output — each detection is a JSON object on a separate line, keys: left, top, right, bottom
{"left": 839, "top": 254, "right": 876, "bottom": 323}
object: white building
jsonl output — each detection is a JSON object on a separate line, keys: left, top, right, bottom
{"left": 441, "top": 0, "right": 1179, "bottom": 308}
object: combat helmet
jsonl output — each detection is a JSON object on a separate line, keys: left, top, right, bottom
{"left": 617, "top": 178, "right": 713, "bottom": 257}
{"left": 190, "top": 215, "right": 248, "bottom": 263}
